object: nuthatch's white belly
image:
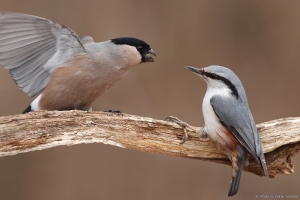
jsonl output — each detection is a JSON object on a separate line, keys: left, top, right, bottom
{"left": 202, "top": 87, "right": 232, "bottom": 151}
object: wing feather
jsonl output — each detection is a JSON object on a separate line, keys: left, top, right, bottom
{"left": 0, "top": 40, "right": 54, "bottom": 68}
{"left": 0, "top": 12, "right": 85, "bottom": 97}
{"left": 26, "top": 71, "right": 51, "bottom": 96}
{"left": 0, "top": 37, "right": 54, "bottom": 65}
{"left": 211, "top": 96, "right": 270, "bottom": 177}
{"left": 210, "top": 96, "right": 261, "bottom": 162}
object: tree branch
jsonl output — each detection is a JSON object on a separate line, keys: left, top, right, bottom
{"left": 0, "top": 111, "right": 299, "bottom": 178}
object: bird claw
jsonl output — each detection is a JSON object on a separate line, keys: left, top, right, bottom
{"left": 74, "top": 107, "right": 92, "bottom": 112}
{"left": 199, "top": 127, "right": 210, "bottom": 141}
{"left": 105, "top": 110, "right": 123, "bottom": 116}
{"left": 202, "top": 127, "right": 208, "bottom": 137}
{"left": 80, "top": 108, "right": 92, "bottom": 112}
{"left": 165, "top": 116, "right": 189, "bottom": 144}
{"left": 179, "top": 128, "right": 188, "bottom": 144}
{"left": 166, "top": 116, "right": 209, "bottom": 143}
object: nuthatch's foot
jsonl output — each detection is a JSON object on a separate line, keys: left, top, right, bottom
{"left": 105, "top": 110, "right": 123, "bottom": 116}
{"left": 199, "top": 127, "right": 210, "bottom": 141}
{"left": 201, "top": 127, "right": 208, "bottom": 137}
{"left": 165, "top": 116, "right": 198, "bottom": 144}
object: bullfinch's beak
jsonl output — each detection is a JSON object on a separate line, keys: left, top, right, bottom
{"left": 144, "top": 49, "right": 156, "bottom": 62}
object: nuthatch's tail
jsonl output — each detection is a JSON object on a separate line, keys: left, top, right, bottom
{"left": 259, "top": 153, "right": 269, "bottom": 179}
{"left": 228, "top": 146, "right": 247, "bottom": 197}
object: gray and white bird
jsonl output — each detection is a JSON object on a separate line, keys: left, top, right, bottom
{"left": 186, "top": 65, "right": 269, "bottom": 196}
{"left": 0, "top": 12, "right": 156, "bottom": 113}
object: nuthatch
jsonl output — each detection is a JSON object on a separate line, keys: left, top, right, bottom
{"left": 188, "top": 65, "right": 269, "bottom": 196}
{"left": 0, "top": 12, "right": 156, "bottom": 113}
{"left": 168, "top": 65, "right": 269, "bottom": 196}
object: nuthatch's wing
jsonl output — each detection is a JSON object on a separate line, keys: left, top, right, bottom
{"left": 210, "top": 95, "right": 269, "bottom": 178}
{"left": 0, "top": 12, "right": 85, "bottom": 97}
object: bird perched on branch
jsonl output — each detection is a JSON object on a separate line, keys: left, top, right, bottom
{"left": 167, "top": 65, "right": 269, "bottom": 196}
{"left": 0, "top": 12, "right": 156, "bottom": 113}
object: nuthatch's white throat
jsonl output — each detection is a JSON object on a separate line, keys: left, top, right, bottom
{"left": 0, "top": 12, "right": 156, "bottom": 113}
{"left": 186, "top": 65, "right": 269, "bottom": 196}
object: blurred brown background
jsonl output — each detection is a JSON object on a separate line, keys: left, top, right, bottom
{"left": 0, "top": 0, "right": 299, "bottom": 199}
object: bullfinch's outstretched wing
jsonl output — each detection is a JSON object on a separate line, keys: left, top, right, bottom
{"left": 0, "top": 12, "right": 85, "bottom": 97}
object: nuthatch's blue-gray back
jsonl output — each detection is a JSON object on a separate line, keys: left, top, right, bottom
{"left": 0, "top": 12, "right": 156, "bottom": 113}
{"left": 186, "top": 65, "right": 269, "bottom": 196}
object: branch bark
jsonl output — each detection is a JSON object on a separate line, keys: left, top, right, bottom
{"left": 0, "top": 110, "right": 299, "bottom": 178}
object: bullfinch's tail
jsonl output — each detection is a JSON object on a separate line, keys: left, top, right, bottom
{"left": 228, "top": 146, "right": 247, "bottom": 197}
{"left": 23, "top": 105, "right": 32, "bottom": 114}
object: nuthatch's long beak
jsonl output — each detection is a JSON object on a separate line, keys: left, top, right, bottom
{"left": 185, "top": 66, "right": 204, "bottom": 75}
{"left": 144, "top": 49, "right": 156, "bottom": 62}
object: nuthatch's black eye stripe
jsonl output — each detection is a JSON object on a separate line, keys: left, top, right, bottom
{"left": 204, "top": 72, "right": 239, "bottom": 99}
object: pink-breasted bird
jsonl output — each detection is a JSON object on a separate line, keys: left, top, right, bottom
{"left": 0, "top": 12, "right": 156, "bottom": 113}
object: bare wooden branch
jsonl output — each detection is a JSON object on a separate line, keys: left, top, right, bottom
{"left": 0, "top": 111, "right": 299, "bottom": 178}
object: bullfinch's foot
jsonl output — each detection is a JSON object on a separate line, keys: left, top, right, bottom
{"left": 74, "top": 108, "right": 92, "bottom": 112}
{"left": 80, "top": 108, "right": 92, "bottom": 112}
{"left": 105, "top": 110, "right": 123, "bottom": 116}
